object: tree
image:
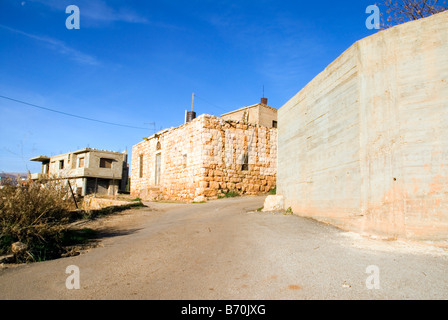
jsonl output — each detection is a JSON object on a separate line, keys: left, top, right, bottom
{"left": 380, "top": 0, "right": 447, "bottom": 28}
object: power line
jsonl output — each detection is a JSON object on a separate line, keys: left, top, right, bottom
{"left": 194, "top": 94, "right": 228, "bottom": 112}
{"left": 0, "top": 94, "right": 147, "bottom": 130}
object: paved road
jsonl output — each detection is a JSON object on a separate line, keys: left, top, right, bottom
{"left": 0, "top": 195, "right": 447, "bottom": 300}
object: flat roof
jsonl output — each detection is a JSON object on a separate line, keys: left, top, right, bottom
{"left": 220, "top": 103, "right": 277, "bottom": 117}
{"left": 30, "top": 148, "right": 126, "bottom": 162}
{"left": 29, "top": 156, "right": 50, "bottom": 162}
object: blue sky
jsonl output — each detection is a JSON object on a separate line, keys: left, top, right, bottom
{"left": 0, "top": 0, "right": 379, "bottom": 173}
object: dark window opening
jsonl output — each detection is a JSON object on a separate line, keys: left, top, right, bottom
{"left": 100, "top": 158, "right": 113, "bottom": 169}
{"left": 183, "top": 154, "right": 187, "bottom": 168}
{"left": 242, "top": 153, "right": 249, "bottom": 171}
{"left": 272, "top": 120, "right": 277, "bottom": 128}
{"left": 59, "top": 160, "right": 64, "bottom": 170}
{"left": 139, "top": 155, "right": 144, "bottom": 178}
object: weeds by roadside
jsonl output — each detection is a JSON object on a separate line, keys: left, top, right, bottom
{"left": 0, "top": 178, "right": 76, "bottom": 262}
{"left": 0, "top": 177, "right": 144, "bottom": 263}
{"left": 218, "top": 190, "right": 240, "bottom": 199}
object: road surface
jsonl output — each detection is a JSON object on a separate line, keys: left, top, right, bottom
{"left": 0, "top": 195, "right": 447, "bottom": 299}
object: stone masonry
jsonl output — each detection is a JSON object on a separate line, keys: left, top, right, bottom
{"left": 131, "top": 112, "right": 277, "bottom": 202}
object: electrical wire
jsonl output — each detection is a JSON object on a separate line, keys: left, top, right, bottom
{"left": 0, "top": 94, "right": 147, "bottom": 130}
{"left": 194, "top": 94, "right": 228, "bottom": 112}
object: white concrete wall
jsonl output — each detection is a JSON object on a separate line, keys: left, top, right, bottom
{"left": 278, "top": 11, "right": 448, "bottom": 241}
{"left": 221, "top": 104, "right": 277, "bottom": 128}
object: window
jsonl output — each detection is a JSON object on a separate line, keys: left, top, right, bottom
{"left": 272, "top": 120, "right": 277, "bottom": 128}
{"left": 59, "top": 160, "right": 64, "bottom": 170}
{"left": 99, "top": 158, "right": 113, "bottom": 169}
{"left": 242, "top": 153, "right": 249, "bottom": 171}
{"left": 183, "top": 154, "right": 187, "bottom": 168}
{"left": 78, "top": 157, "right": 85, "bottom": 168}
{"left": 139, "top": 155, "right": 143, "bottom": 178}
{"left": 156, "top": 141, "right": 161, "bottom": 151}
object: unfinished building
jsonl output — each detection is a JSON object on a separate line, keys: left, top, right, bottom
{"left": 30, "top": 148, "right": 129, "bottom": 196}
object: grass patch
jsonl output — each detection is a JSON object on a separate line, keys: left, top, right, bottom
{"left": 218, "top": 190, "right": 240, "bottom": 199}
{"left": 269, "top": 186, "right": 277, "bottom": 195}
{"left": 224, "top": 190, "right": 240, "bottom": 198}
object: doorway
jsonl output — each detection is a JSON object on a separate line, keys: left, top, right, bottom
{"left": 155, "top": 153, "right": 161, "bottom": 185}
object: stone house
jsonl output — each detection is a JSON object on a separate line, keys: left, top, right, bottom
{"left": 131, "top": 99, "right": 277, "bottom": 202}
{"left": 30, "top": 148, "right": 129, "bottom": 196}
{"left": 220, "top": 98, "right": 278, "bottom": 128}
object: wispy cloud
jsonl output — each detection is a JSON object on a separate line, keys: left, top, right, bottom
{"left": 0, "top": 24, "right": 99, "bottom": 66}
{"left": 28, "top": 0, "right": 148, "bottom": 25}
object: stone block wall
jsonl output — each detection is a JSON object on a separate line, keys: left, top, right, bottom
{"left": 131, "top": 114, "right": 277, "bottom": 201}
{"left": 131, "top": 117, "right": 204, "bottom": 201}
{"left": 199, "top": 115, "right": 277, "bottom": 199}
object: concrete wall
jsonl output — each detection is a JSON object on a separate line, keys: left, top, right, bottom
{"left": 31, "top": 148, "right": 128, "bottom": 196}
{"left": 258, "top": 105, "right": 278, "bottom": 128}
{"left": 45, "top": 149, "right": 126, "bottom": 180}
{"left": 221, "top": 103, "right": 278, "bottom": 128}
{"left": 278, "top": 11, "right": 448, "bottom": 241}
{"left": 221, "top": 106, "right": 260, "bottom": 124}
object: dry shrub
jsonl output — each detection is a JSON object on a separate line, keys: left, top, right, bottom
{"left": 0, "top": 178, "right": 77, "bottom": 262}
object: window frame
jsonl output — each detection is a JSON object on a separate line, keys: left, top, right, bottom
{"left": 99, "top": 158, "right": 113, "bottom": 169}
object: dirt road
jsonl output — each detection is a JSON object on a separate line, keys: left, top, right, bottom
{"left": 0, "top": 195, "right": 447, "bottom": 300}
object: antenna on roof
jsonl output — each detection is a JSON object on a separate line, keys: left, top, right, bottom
{"left": 186, "top": 92, "right": 197, "bottom": 123}
{"left": 145, "top": 122, "right": 156, "bottom": 135}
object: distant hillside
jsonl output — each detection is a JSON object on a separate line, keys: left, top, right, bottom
{"left": 0, "top": 172, "right": 28, "bottom": 180}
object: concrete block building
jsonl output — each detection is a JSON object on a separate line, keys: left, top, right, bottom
{"left": 131, "top": 99, "right": 277, "bottom": 202}
{"left": 277, "top": 11, "right": 448, "bottom": 241}
{"left": 30, "top": 148, "right": 129, "bottom": 196}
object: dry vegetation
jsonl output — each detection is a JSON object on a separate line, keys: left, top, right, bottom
{"left": 380, "top": 0, "right": 447, "bottom": 28}
{"left": 0, "top": 178, "right": 143, "bottom": 263}
{"left": 0, "top": 178, "right": 77, "bottom": 262}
